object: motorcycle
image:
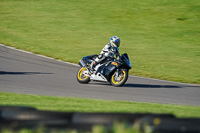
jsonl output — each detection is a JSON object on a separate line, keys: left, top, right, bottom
{"left": 76, "top": 53, "right": 132, "bottom": 87}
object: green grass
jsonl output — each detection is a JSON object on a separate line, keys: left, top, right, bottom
{"left": 0, "top": 92, "right": 200, "bottom": 118}
{"left": 0, "top": 0, "right": 199, "bottom": 84}
{"left": 2, "top": 124, "right": 140, "bottom": 133}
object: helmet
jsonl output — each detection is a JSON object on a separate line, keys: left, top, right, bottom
{"left": 110, "top": 36, "right": 120, "bottom": 48}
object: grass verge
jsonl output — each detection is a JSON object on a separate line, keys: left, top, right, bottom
{"left": 0, "top": 92, "right": 200, "bottom": 118}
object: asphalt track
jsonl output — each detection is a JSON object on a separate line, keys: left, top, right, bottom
{"left": 0, "top": 44, "right": 200, "bottom": 106}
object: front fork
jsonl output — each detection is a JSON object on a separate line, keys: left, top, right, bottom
{"left": 116, "top": 69, "right": 120, "bottom": 77}
{"left": 115, "top": 68, "right": 126, "bottom": 81}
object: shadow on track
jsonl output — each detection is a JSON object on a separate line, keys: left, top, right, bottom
{"left": 88, "top": 82, "right": 200, "bottom": 88}
{"left": 123, "top": 83, "right": 200, "bottom": 88}
{"left": 90, "top": 82, "right": 183, "bottom": 88}
{"left": 123, "top": 83, "right": 182, "bottom": 88}
{"left": 0, "top": 71, "right": 53, "bottom": 75}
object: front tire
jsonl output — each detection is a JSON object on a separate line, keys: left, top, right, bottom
{"left": 77, "top": 67, "right": 90, "bottom": 84}
{"left": 110, "top": 69, "right": 128, "bottom": 87}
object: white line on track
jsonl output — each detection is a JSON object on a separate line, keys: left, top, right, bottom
{"left": 1, "top": 44, "right": 199, "bottom": 86}
{"left": 0, "top": 44, "right": 79, "bottom": 67}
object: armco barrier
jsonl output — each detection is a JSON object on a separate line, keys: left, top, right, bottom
{"left": 0, "top": 106, "right": 200, "bottom": 133}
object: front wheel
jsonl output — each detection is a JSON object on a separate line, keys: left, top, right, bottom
{"left": 76, "top": 67, "right": 90, "bottom": 84}
{"left": 110, "top": 69, "right": 128, "bottom": 87}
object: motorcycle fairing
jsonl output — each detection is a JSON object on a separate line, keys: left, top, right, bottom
{"left": 90, "top": 72, "right": 107, "bottom": 82}
{"left": 120, "top": 53, "right": 132, "bottom": 69}
{"left": 95, "top": 61, "right": 117, "bottom": 82}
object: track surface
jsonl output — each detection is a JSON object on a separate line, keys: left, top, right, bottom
{"left": 0, "top": 45, "right": 200, "bottom": 106}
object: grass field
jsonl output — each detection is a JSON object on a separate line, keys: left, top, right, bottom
{"left": 1, "top": 92, "right": 200, "bottom": 118}
{"left": 0, "top": 0, "right": 199, "bottom": 84}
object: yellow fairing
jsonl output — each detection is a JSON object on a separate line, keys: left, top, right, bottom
{"left": 112, "top": 70, "right": 126, "bottom": 84}
{"left": 78, "top": 67, "right": 87, "bottom": 80}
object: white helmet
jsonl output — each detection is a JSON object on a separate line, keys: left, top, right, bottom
{"left": 110, "top": 36, "right": 120, "bottom": 48}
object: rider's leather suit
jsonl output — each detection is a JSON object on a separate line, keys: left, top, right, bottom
{"left": 90, "top": 43, "right": 120, "bottom": 70}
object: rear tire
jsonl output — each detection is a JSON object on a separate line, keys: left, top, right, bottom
{"left": 110, "top": 69, "right": 128, "bottom": 87}
{"left": 76, "top": 67, "right": 90, "bottom": 84}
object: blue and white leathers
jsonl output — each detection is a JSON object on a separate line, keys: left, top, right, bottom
{"left": 95, "top": 43, "right": 120, "bottom": 63}
{"left": 90, "top": 36, "right": 120, "bottom": 70}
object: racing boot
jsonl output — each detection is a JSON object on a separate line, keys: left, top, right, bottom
{"left": 90, "top": 61, "right": 97, "bottom": 73}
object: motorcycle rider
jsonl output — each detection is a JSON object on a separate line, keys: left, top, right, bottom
{"left": 90, "top": 36, "right": 121, "bottom": 71}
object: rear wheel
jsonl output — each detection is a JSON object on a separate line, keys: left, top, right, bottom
{"left": 77, "top": 67, "right": 90, "bottom": 84}
{"left": 110, "top": 69, "right": 128, "bottom": 87}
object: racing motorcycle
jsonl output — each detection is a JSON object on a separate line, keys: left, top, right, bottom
{"left": 76, "top": 53, "right": 132, "bottom": 87}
